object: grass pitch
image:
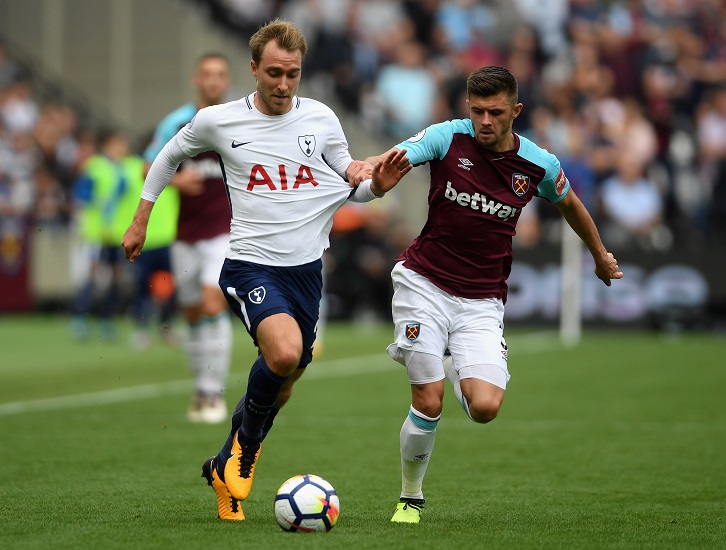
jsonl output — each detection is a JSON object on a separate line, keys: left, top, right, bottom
{"left": 0, "top": 315, "right": 724, "bottom": 549}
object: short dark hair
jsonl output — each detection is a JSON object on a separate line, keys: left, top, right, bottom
{"left": 249, "top": 19, "right": 307, "bottom": 65}
{"left": 466, "top": 66, "right": 518, "bottom": 104}
{"left": 195, "top": 52, "right": 230, "bottom": 69}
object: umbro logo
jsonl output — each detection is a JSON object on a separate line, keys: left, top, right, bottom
{"left": 458, "top": 158, "right": 473, "bottom": 171}
{"left": 231, "top": 140, "right": 252, "bottom": 148}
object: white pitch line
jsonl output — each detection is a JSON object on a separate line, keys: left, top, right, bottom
{"left": 0, "top": 333, "right": 561, "bottom": 417}
{"left": 0, "top": 353, "right": 394, "bottom": 417}
{"left": 0, "top": 379, "right": 193, "bottom": 416}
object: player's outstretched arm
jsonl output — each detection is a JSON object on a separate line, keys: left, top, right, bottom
{"left": 554, "top": 189, "right": 623, "bottom": 286}
{"left": 122, "top": 199, "right": 153, "bottom": 263}
{"left": 345, "top": 160, "right": 374, "bottom": 187}
{"left": 364, "top": 148, "right": 397, "bottom": 167}
{"left": 370, "top": 148, "right": 411, "bottom": 196}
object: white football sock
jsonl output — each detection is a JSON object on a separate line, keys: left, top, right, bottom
{"left": 444, "top": 355, "right": 472, "bottom": 420}
{"left": 399, "top": 405, "right": 439, "bottom": 500}
{"left": 185, "top": 320, "right": 206, "bottom": 390}
{"left": 197, "top": 313, "right": 232, "bottom": 396}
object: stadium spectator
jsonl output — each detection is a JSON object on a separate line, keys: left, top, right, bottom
{"left": 599, "top": 155, "right": 670, "bottom": 251}
{"left": 512, "top": 0, "right": 568, "bottom": 58}
{"left": 33, "top": 103, "right": 81, "bottom": 227}
{"left": 436, "top": 0, "right": 498, "bottom": 53}
{"left": 696, "top": 86, "right": 726, "bottom": 239}
{"left": 372, "top": 40, "right": 439, "bottom": 139}
{"left": 0, "top": 78, "right": 38, "bottom": 135}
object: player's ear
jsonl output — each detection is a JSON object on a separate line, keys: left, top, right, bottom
{"left": 512, "top": 103, "right": 523, "bottom": 119}
{"left": 250, "top": 59, "right": 258, "bottom": 79}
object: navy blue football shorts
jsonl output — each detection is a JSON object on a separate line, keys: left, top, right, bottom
{"left": 219, "top": 257, "right": 323, "bottom": 369}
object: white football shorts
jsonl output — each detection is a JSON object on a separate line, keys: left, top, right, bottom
{"left": 171, "top": 233, "right": 229, "bottom": 307}
{"left": 387, "top": 262, "right": 510, "bottom": 389}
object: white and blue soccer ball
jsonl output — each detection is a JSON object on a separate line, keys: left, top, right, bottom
{"left": 274, "top": 474, "right": 340, "bottom": 532}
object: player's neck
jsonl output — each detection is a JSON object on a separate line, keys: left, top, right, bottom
{"left": 253, "top": 92, "right": 293, "bottom": 116}
{"left": 487, "top": 132, "right": 517, "bottom": 153}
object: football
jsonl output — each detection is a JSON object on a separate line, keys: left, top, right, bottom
{"left": 274, "top": 474, "right": 340, "bottom": 532}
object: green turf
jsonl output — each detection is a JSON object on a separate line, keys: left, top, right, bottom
{"left": 1, "top": 315, "right": 724, "bottom": 549}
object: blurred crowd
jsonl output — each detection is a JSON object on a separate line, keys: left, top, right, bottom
{"left": 203, "top": 0, "right": 726, "bottom": 254}
{"left": 3, "top": 0, "right": 726, "bottom": 323}
{"left": 0, "top": 43, "right": 94, "bottom": 229}
{"left": 0, "top": 42, "right": 175, "bottom": 338}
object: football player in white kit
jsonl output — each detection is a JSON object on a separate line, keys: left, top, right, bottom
{"left": 122, "top": 19, "right": 411, "bottom": 521}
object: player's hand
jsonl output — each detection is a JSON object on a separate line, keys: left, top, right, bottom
{"left": 371, "top": 149, "right": 411, "bottom": 196}
{"left": 122, "top": 220, "right": 147, "bottom": 263}
{"left": 172, "top": 169, "right": 204, "bottom": 195}
{"left": 594, "top": 251, "right": 623, "bottom": 286}
{"left": 346, "top": 160, "right": 374, "bottom": 187}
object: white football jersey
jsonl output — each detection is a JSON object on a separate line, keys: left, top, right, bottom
{"left": 143, "top": 93, "right": 357, "bottom": 266}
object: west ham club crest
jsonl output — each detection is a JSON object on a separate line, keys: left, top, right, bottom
{"left": 405, "top": 323, "right": 421, "bottom": 341}
{"left": 511, "top": 173, "right": 530, "bottom": 197}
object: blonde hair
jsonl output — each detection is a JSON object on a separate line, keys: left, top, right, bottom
{"left": 249, "top": 19, "right": 308, "bottom": 65}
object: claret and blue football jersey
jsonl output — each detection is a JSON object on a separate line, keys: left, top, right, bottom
{"left": 144, "top": 102, "right": 231, "bottom": 243}
{"left": 395, "top": 119, "right": 570, "bottom": 300}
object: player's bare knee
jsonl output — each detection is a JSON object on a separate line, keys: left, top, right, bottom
{"left": 420, "top": 401, "right": 443, "bottom": 418}
{"left": 468, "top": 399, "right": 501, "bottom": 424}
{"left": 261, "top": 343, "right": 301, "bottom": 374}
{"left": 412, "top": 392, "right": 443, "bottom": 418}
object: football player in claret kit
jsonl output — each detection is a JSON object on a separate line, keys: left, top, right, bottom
{"left": 122, "top": 19, "right": 411, "bottom": 521}
{"left": 143, "top": 53, "right": 234, "bottom": 423}
{"left": 366, "top": 66, "right": 624, "bottom": 523}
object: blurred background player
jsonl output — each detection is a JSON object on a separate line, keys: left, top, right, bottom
{"left": 143, "top": 53, "right": 234, "bottom": 423}
{"left": 122, "top": 150, "right": 180, "bottom": 351}
{"left": 70, "top": 129, "right": 134, "bottom": 341}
